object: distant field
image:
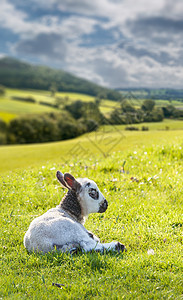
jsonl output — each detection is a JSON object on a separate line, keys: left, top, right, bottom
{"left": 104, "top": 119, "right": 183, "bottom": 131}
{"left": 0, "top": 98, "right": 57, "bottom": 115}
{"left": 1, "top": 88, "right": 113, "bottom": 121}
{"left": 0, "top": 88, "right": 182, "bottom": 122}
{"left": 6, "top": 88, "right": 96, "bottom": 104}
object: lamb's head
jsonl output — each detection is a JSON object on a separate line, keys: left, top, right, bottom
{"left": 56, "top": 171, "right": 108, "bottom": 217}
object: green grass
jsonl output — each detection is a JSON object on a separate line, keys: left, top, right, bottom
{"left": 0, "top": 98, "right": 57, "bottom": 116}
{"left": 103, "top": 119, "right": 183, "bottom": 131}
{"left": 1, "top": 88, "right": 109, "bottom": 121}
{"left": 2, "top": 88, "right": 183, "bottom": 122}
{"left": 1, "top": 88, "right": 183, "bottom": 123}
{"left": 0, "top": 111, "right": 17, "bottom": 122}
{"left": 0, "top": 138, "right": 183, "bottom": 299}
{"left": 0, "top": 122, "right": 183, "bottom": 174}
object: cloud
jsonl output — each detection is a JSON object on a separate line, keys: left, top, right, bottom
{"left": 2, "top": 0, "right": 183, "bottom": 88}
{"left": 14, "top": 33, "right": 67, "bottom": 61}
{"left": 128, "top": 17, "right": 183, "bottom": 43}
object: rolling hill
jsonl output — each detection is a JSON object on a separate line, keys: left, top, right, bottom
{"left": 0, "top": 57, "right": 120, "bottom": 100}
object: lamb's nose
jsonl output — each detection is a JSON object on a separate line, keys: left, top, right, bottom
{"left": 104, "top": 199, "right": 108, "bottom": 209}
{"left": 98, "top": 199, "right": 108, "bottom": 213}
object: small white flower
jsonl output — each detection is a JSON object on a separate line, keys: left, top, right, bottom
{"left": 112, "top": 178, "right": 118, "bottom": 182}
{"left": 50, "top": 167, "right": 56, "bottom": 171}
{"left": 147, "top": 249, "right": 155, "bottom": 255}
{"left": 144, "top": 152, "right": 147, "bottom": 155}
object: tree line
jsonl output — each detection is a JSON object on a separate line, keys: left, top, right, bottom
{"left": 109, "top": 99, "right": 183, "bottom": 125}
{"left": 0, "top": 102, "right": 100, "bottom": 145}
{"left": 0, "top": 98, "right": 182, "bottom": 145}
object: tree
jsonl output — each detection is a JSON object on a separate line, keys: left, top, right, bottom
{"left": 141, "top": 99, "right": 155, "bottom": 112}
{"left": 0, "top": 85, "right": 5, "bottom": 96}
{"left": 65, "top": 100, "right": 85, "bottom": 119}
{"left": 49, "top": 83, "right": 57, "bottom": 97}
{"left": 162, "top": 105, "right": 176, "bottom": 118}
{"left": 94, "top": 98, "right": 101, "bottom": 107}
{"left": 121, "top": 100, "right": 136, "bottom": 113}
{"left": 97, "top": 92, "right": 107, "bottom": 100}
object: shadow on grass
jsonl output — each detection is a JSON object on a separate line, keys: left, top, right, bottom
{"left": 26, "top": 248, "right": 127, "bottom": 272}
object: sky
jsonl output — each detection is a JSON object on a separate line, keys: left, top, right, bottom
{"left": 1, "top": 0, "right": 183, "bottom": 89}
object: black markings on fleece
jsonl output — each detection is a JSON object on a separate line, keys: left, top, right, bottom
{"left": 87, "top": 231, "right": 94, "bottom": 239}
{"left": 59, "top": 190, "right": 83, "bottom": 223}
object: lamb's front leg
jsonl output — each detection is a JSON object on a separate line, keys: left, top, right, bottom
{"left": 80, "top": 238, "right": 126, "bottom": 253}
{"left": 102, "top": 241, "right": 126, "bottom": 253}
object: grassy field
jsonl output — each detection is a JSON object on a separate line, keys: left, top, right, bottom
{"left": 0, "top": 120, "right": 183, "bottom": 174}
{"left": 0, "top": 99, "right": 57, "bottom": 115}
{"left": 0, "top": 88, "right": 183, "bottom": 122}
{"left": 0, "top": 89, "right": 103, "bottom": 121}
{"left": 0, "top": 129, "right": 183, "bottom": 299}
{"left": 0, "top": 89, "right": 183, "bottom": 298}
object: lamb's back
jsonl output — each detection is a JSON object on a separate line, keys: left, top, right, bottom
{"left": 24, "top": 207, "right": 86, "bottom": 253}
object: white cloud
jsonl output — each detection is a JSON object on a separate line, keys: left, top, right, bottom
{"left": 2, "top": 0, "right": 183, "bottom": 88}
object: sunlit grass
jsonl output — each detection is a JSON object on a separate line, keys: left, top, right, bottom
{"left": 0, "top": 99, "right": 57, "bottom": 115}
{"left": 0, "top": 140, "right": 183, "bottom": 299}
{"left": 0, "top": 127, "right": 183, "bottom": 174}
{"left": 0, "top": 111, "right": 17, "bottom": 122}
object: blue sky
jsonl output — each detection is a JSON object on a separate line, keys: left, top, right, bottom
{"left": 1, "top": 0, "right": 183, "bottom": 88}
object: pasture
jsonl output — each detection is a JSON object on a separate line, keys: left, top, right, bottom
{"left": 0, "top": 121, "right": 183, "bottom": 174}
{"left": 0, "top": 88, "right": 183, "bottom": 122}
{"left": 0, "top": 125, "right": 183, "bottom": 299}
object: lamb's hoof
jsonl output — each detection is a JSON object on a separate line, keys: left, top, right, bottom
{"left": 115, "top": 242, "right": 126, "bottom": 253}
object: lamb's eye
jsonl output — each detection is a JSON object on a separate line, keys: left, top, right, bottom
{"left": 89, "top": 188, "right": 99, "bottom": 200}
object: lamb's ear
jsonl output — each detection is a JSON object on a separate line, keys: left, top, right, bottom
{"left": 64, "top": 173, "right": 81, "bottom": 192}
{"left": 56, "top": 171, "right": 70, "bottom": 189}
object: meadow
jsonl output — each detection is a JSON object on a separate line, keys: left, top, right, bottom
{"left": 0, "top": 87, "right": 183, "bottom": 298}
{"left": 0, "top": 123, "right": 183, "bottom": 299}
{"left": 1, "top": 88, "right": 183, "bottom": 122}
{"left": 0, "top": 120, "right": 183, "bottom": 174}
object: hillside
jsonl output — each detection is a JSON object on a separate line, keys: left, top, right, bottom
{"left": 0, "top": 57, "right": 120, "bottom": 100}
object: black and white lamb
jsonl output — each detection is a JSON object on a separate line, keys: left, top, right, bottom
{"left": 24, "top": 171, "right": 126, "bottom": 254}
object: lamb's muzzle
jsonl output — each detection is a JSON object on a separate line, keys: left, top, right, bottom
{"left": 98, "top": 199, "right": 108, "bottom": 213}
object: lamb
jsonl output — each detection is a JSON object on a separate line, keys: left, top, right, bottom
{"left": 24, "top": 171, "right": 126, "bottom": 254}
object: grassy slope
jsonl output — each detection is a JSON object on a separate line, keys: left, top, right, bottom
{"left": 0, "top": 98, "right": 57, "bottom": 115}
{"left": 0, "top": 89, "right": 99, "bottom": 121}
{"left": 0, "top": 122, "right": 183, "bottom": 174}
{"left": 0, "top": 136, "right": 183, "bottom": 299}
